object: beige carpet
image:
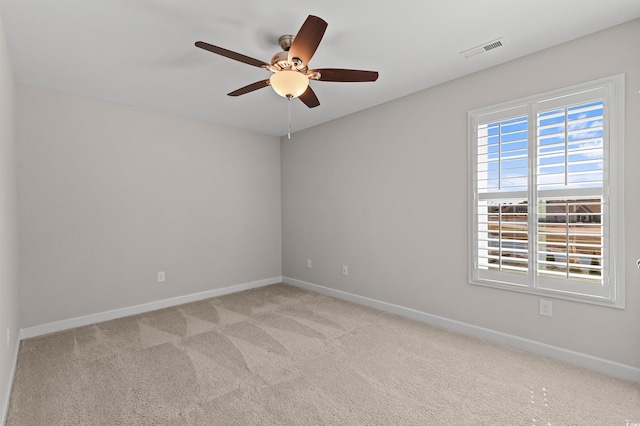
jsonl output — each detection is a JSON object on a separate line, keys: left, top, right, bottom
{"left": 6, "top": 283, "right": 640, "bottom": 425}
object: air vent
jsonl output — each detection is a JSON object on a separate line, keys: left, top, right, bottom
{"left": 483, "top": 40, "right": 502, "bottom": 51}
{"left": 461, "top": 37, "right": 504, "bottom": 59}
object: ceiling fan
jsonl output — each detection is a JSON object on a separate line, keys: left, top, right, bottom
{"left": 195, "top": 15, "right": 379, "bottom": 108}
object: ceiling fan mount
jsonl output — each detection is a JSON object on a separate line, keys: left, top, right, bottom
{"left": 277, "top": 34, "right": 294, "bottom": 52}
{"left": 195, "top": 15, "right": 379, "bottom": 108}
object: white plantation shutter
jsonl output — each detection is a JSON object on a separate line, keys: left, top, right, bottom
{"left": 469, "top": 75, "right": 624, "bottom": 307}
{"left": 535, "top": 94, "right": 606, "bottom": 297}
{"left": 476, "top": 109, "right": 530, "bottom": 286}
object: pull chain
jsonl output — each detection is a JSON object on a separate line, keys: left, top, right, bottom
{"left": 287, "top": 96, "right": 292, "bottom": 140}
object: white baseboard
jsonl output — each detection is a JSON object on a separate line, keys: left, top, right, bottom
{"left": 2, "top": 333, "right": 20, "bottom": 426}
{"left": 20, "top": 276, "right": 282, "bottom": 340}
{"left": 283, "top": 276, "right": 640, "bottom": 383}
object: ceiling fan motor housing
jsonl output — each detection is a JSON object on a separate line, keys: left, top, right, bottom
{"left": 271, "top": 50, "right": 306, "bottom": 72}
{"left": 271, "top": 51, "right": 290, "bottom": 69}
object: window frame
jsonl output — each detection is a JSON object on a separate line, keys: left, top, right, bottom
{"left": 468, "top": 74, "right": 625, "bottom": 308}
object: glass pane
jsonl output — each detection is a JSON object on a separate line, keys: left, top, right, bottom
{"left": 537, "top": 198, "right": 603, "bottom": 284}
{"left": 477, "top": 116, "right": 528, "bottom": 193}
{"left": 536, "top": 100, "right": 604, "bottom": 192}
{"left": 478, "top": 200, "right": 528, "bottom": 274}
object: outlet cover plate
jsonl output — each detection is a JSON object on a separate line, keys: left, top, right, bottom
{"left": 539, "top": 299, "right": 552, "bottom": 317}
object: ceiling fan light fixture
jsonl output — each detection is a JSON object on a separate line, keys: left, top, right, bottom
{"left": 270, "top": 70, "right": 309, "bottom": 98}
{"left": 195, "top": 15, "right": 377, "bottom": 108}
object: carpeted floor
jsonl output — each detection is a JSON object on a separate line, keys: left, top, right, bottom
{"left": 6, "top": 283, "right": 640, "bottom": 425}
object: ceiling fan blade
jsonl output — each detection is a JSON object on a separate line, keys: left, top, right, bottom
{"left": 288, "top": 15, "right": 328, "bottom": 66}
{"left": 227, "top": 79, "right": 271, "bottom": 97}
{"left": 311, "top": 68, "right": 379, "bottom": 82}
{"left": 298, "top": 86, "right": 320, "bottom": 108}
{"left": 195, "top": 41, "right": 269, "bottom": 68}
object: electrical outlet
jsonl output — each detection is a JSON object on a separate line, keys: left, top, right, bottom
{"left": 306, "top": 259, "right": 312, "bottom": 269}
{"left": 539, "top": 299, "right": 552, "bottom": 317}
{"left": 158, "top": 271, "right": 165, "bottom": 282}
{"left": 342, "top": 265, "right": 348, "bottom": 276}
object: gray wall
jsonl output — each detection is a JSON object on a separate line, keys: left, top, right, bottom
{"left": 281, "top": 19, "right": 640, "bottom": 368}
{"left": 17, "top": 84, "right": 282, "bottom": 327}
{"left": 0, "top": 10, "right": 19, "bottom": 421}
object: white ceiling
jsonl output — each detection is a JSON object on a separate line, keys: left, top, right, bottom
{"left": 1, "top": 0, "right": 639, "bottom": 137}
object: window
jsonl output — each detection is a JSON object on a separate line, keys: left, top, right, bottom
{"left": 468, "top": 75, "right": 624, "bottom": 308}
